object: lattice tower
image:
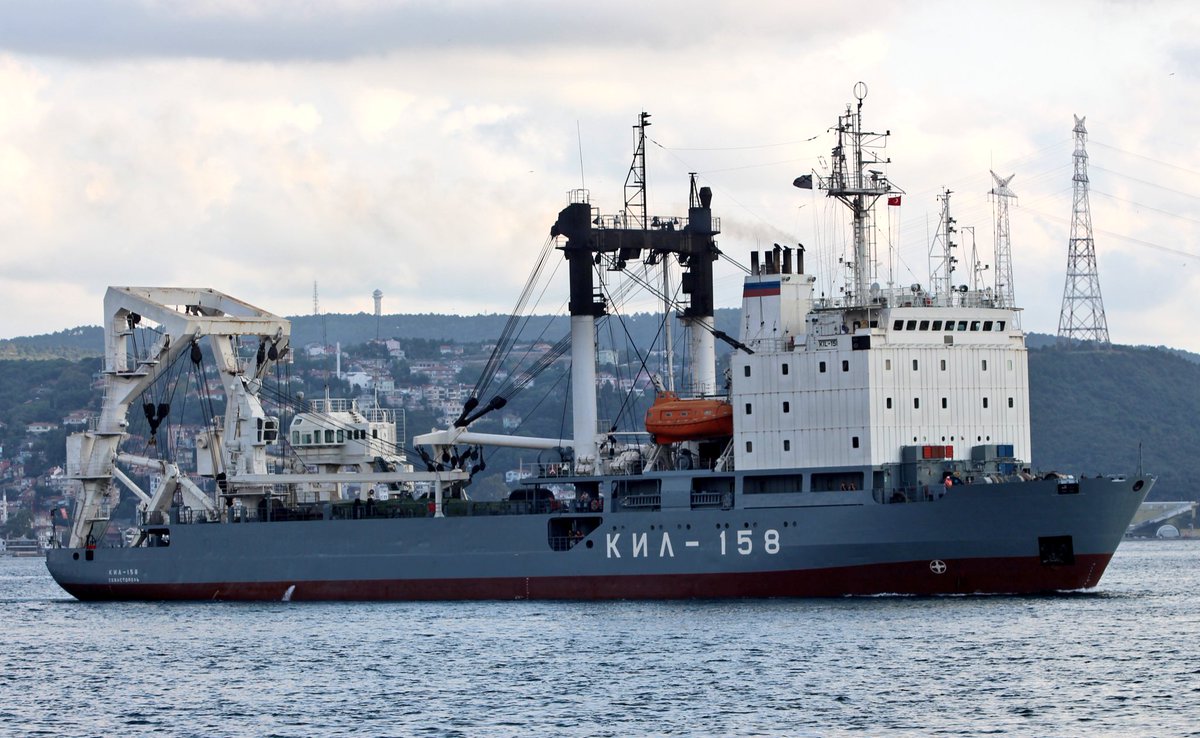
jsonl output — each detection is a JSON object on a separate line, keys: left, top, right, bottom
{"left": 1057, "top": 115, "right": 1110, "bottom": 347}
{"left": 989, "top": 171, "right": 1017, "bottom": 308}
{"left": 623, "top": 112, "right": 650, "bottom": 229}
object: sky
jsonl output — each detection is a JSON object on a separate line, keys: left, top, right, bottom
{"left": 0, "top": 0, "right": 1197, "bottom": 349}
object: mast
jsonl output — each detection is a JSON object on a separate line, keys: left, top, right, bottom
{"left": 823, "top": 82, "right": 897, "bottom": 306}
{"left": 929, "top": 189, "right": 959, "bottom": 303}
{"left": 681, "top": 174, "right": 719, "bottom": 396}
{"left": 551, "top": 194, "right": 602, "bottom": 471}
{"left": 624, "top": 112, "right": 676, "bottom": 391}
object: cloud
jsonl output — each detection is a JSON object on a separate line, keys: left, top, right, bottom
{"left": 0, "top": 1, "right": 1197, "bottom": 354}
{"left": 0, "top": 0, "right": 873, "bottom": 61}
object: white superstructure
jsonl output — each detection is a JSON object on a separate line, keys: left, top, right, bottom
{"left": 732, "top": 256, "right": 1030, "bottom": 476}
{"left": 728, "top": 83, "right": 1031, "bottom": 486}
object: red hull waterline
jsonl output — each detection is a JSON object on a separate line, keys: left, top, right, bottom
{"left": 56, "top": 553, "right": 1114, "bottom": 602}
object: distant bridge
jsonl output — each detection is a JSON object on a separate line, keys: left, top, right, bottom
{"left": 1127, "top": 501, "right": 1198, "bottom": 537}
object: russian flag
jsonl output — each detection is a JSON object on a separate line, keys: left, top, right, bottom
{"left": 743, "top": 280, "right": 781, "bottom": 298}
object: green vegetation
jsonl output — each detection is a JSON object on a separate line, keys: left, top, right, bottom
{"left": 0, "top": 359, "right": 100, "bottom": 474}
{"left": 0, "top": 327, "right": 103, "bottom": 360}
{"left": 1029, "top": 345, "right": 1200, "bottom": 500}
{"left": 1, "top": 318, "right": 1195, "bottom": 502}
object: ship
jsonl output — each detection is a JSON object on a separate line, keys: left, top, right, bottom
{"left": 45, "top": 86, "right": 1153, "bottom": 601}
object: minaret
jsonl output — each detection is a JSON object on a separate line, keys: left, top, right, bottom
{"left": 1057, "top": 115, "right": 1110, "bottom": 347}
{"left": 989, "top": 171, "right": 1017, "bottom": 308}
{"left": 372, "top": 289, "right": 383, "bottom": 340}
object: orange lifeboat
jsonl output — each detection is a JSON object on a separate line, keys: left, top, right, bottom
{"left": 644, "top": 393, "right": 734, "bottom": 444}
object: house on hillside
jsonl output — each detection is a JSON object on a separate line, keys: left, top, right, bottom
{"left": 343, "top": 371, "right": 372, "bottom": 390}
{"left": 381, "top": 339, "right": 406, "bottom": 359}
{"left": 26, "top": 422, "right": 58, "bottom": 435}
{"left": 62, "top": 410, "right": 91, "bottom": 428}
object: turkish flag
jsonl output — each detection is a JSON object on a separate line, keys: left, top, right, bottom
{"left": 887, "top": 196, "right": 902, "bottom": 206}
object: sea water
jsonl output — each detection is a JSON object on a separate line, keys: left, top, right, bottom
{"left": 1, "top": 541, "right": 1198, "bottom": 737}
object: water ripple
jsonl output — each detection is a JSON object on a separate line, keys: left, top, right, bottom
{"left": 2, "top": 541, "right": 1199, "bottom": 736}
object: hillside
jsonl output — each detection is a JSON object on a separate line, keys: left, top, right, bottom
{"left": 0, "top": 316, "right": 1194, "bottom": 500}
{"left": 1028, "top": 345, "right": 1199, "bottom": 499}
{"left": 0, "top": 309, "right": 743, "bottom": 359}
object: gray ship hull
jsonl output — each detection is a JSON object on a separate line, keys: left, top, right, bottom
{"left": 46, "top": 475, "right": 1151, "bottom": 600}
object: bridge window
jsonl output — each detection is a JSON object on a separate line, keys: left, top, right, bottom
{"left": 983, "top": 320, "right": 994, "bottom": 331}
{"left": 919, "top": 320, "right": 930, "bottom": 330}
{"left": 906, "top": 320, "right": 917, "bottom": 330}
{"left": 302, "top": 433, "right": 312, "bottom": 445}
{"left": 957, "top": 321, "right": 968, "bottom": 331}
{"left": 997, "top": 320, "right": 1006, "bottom": 331}
{"left": 292, "top": 431, "right": 300, "bottom": 445}
{"left": 931, "top": 320, "right": 943, "bottom": 330}
{"left": 336, "top": 430, "right": 344, "bottom": 443}
{"left": 325, "top": 430, "right": 335, "bottom": 443}
{"left": 970, "top": 321, "right": 981, "bottom": 331}
{"left": 893, "top": 319, "right": 903, "bottom": 330}
{"left": 945, "top": 321, "right": 956, "bottom": 332}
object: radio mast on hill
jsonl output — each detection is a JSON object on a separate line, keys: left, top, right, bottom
{"left": 1057, "top": 115, "right": 1110, "bottom": 347}
{"left": 989, "top": 171, "right": 1017, "bottom": 308}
